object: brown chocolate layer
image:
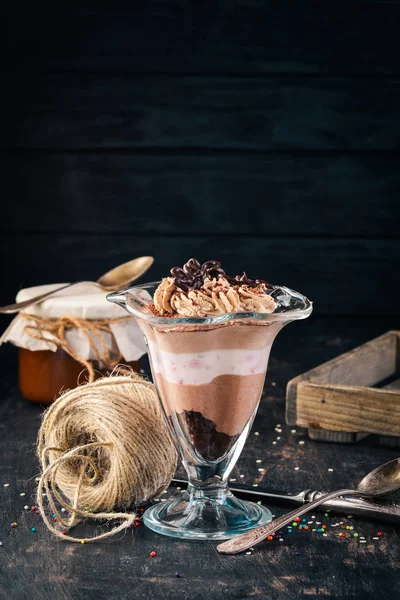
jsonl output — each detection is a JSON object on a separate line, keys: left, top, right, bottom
{"left": 154, "top": 372, "right": 266, "bottom": 436}
{"left": 172, "top": 410, "right": 238, "bottom": 461}
{"left": 140, "top": 320, "right": 282, "bottom": 353}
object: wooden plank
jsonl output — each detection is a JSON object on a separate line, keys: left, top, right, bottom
{"left": 286, "top": 331, "right": 399, "bottom": 425}
{"left": 1, "top": 152, "right": 399, "bottom": 237}
{"left": 296, "top": 382, "right": 400, "bottom": 436}
{"left": 0, "top": 234, "right": 398, "bottom": 316}
{"left": 2, "top": 2, "right": 400, "bottom": 74}
{"left": 2, "top": 75, "right": 400, "bottom": 150}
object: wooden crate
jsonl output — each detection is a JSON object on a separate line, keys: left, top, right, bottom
{"left": 286, "top": 330, "right": 400, "bottom": 446}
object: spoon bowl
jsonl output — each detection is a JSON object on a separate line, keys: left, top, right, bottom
{"left": 357, "top": 457, "right": 400, "bottom": 497}
{"left": 96, "top": 256, "right": 154, "bottom": 291}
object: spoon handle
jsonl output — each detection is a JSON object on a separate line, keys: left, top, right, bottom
{"left": 217, "top": 488, "right": 356, "bottom": 554}
{"left": 0, "top": 283, "right": 76, "bottom": 314}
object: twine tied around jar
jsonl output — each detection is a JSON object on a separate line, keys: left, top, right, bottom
{"left": 20, "top": 312, "right": 132, "bottom": 382}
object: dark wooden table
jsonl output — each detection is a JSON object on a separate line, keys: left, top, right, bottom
{"left": 1, "top": 317, "right": 399, "bottom": 600}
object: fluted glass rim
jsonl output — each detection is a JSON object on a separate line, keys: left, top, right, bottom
{"left": 107, "top": 280, "right": 313, "bottom": 326}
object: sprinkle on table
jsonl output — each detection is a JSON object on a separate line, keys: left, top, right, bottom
{"left": 150, "top": 551, "right": 157, "bottom": 557}
{"left": 31, "top": 527, "right": 37, "bottom": 532}
{"left": 24, "top": 505, "right": 29, "bottom": 510}
{"left": 175, "top": 572, "right": 182, "bottom": 578}
{"left": 3, "top": 483, "right": 9, "bottom": 487}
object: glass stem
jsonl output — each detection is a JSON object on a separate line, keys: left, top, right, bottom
{"left": 185, "top": 463, "right": 232, "bottom": 500}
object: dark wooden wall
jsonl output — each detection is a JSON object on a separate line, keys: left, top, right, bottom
{"left": 1, "top": 2, "right": 399, "bottom": 316}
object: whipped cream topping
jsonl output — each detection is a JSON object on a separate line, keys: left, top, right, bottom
{"left": 153, "top": 276, "right": 276, "bottom": 317}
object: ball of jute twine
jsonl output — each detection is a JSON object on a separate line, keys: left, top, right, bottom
{"left": 36, "top": 373, "right": 177, "bottom": 543}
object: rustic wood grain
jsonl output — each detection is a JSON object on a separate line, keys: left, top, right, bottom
{"left": 2, "top": 74, "right": 400, "bottom": 151}
{"left": 1, "top": 317, "right": 400, "bottom": 599}
{"left": 0, "top": 234, "right": 398, "bottom": 317}
{"left": 1, "top": 152, "right": 399, "bottom": 238}
{"left": 2, "top": 2, "right": 400, "bottom": 74}
{"left": 286, "top": 331, "right": 400, "bottom": 424}
{"left": 296, "top": 382, "right": 400, "bottom": 436}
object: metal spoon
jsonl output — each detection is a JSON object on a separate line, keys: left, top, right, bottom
{"left": 217, "top": 457, "right": 400, "bottom": 554}
{"left": 0, "top": 256, "right": 154, "bottom": 314}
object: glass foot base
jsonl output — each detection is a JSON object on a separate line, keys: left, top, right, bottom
{"left": 143, "top": 489, "right": 273, "bottom": 541}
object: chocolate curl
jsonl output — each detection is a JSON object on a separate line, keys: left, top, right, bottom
{"left": 170, "top": 259, "right": 226, "bottom": 292}
{"left": 226, "top": 272, "right": 271, "bottom": 288}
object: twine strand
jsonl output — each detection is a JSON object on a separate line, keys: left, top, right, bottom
{"left": 21, "top": 313, "right": 132, "bottom": 383}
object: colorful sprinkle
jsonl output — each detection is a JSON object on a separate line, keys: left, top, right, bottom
{"left": 267, "top": 536, "right": 274, "bottom": 541}
{"left": 31, "top": 527, "right": 37, "bottom": 532}
{"left": 20, "top": 493, "right": 26, "bottom": 497}
{"left": 353, "top": 533, "right": 359, "bottom": 538}
{"left": 24, "top": 506, "right": 29, "bottom": 510}
{"left": 175, "top": 572, "right": 182, "bottom": 578}
{"left": 10, "top": 523, "right": 17, "bottom": 528}
{"left": 292, "top": 522, "right": 298, "bottom": 527}
{"left": 80, "top": 540, "right": 85, "bottom": 544}
{"left": 295, "top": 551, "right": 300, "bottom": 556}
{"left": 257, "top": 500, "right": 262, "bottom": 505}
{"left": 31, "top": 506, "right": 37, "bottom": 511}
{"left": 61, "top": 531, "right": 66, "bottom": 535}
{"left": 324, "top": 513, "right": 329, "bottom": 518}
{"left": 294, "top": 517, "right": 301, "bottom": 523}
{"left": 150, "top": 551, "right": 157, "bottom": 557}
{"left": 377, "top": 532, "right": 383, "bottom": 537}
{"left": 322, "top": 525, "right": 327, "bottom": 530}
{"left": 304, "top": 526, "right": 309, "bottom": 531}
{"left": 345, "top": 526, "right": 351, "bottom": 530}
{"left": 288, "top": 529, "right": 292, "bottom": 533}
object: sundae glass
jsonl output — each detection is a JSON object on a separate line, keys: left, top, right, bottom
{"left": 107, "top": 259, "right": 312, "bottom": 540}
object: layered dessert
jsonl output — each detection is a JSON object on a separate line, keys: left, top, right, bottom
{"left": 140, "top": 259, "right": 281, "bottom": 462}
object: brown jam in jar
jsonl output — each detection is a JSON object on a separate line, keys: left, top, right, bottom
{"left": 18, "top": 347, "right": 140, "bottom": 405}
